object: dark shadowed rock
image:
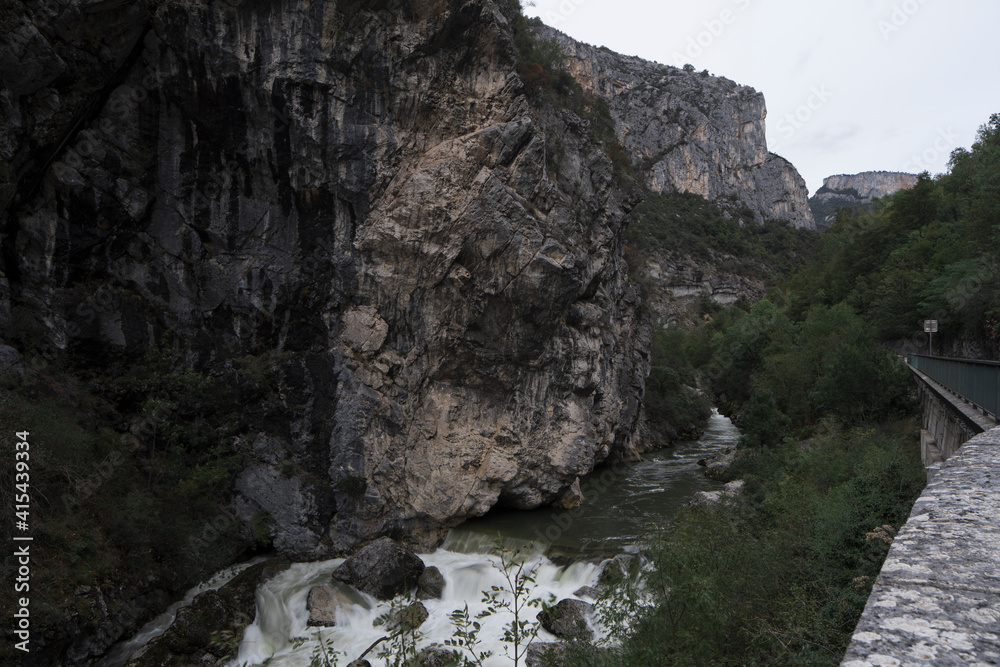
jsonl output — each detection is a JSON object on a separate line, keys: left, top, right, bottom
{"left": 126, "top": 558, "right": 291, "bottom": 666}
{"left": 390, "top": 601, "right": 429, "bottom": 632}
{"left": 597, "top": 554, "right": 637, "bottom": 588}
{"left": 538, "top": 599, "right": 593, "bottom": 641}
{"left": 333, "top": 537, "right": 425, "bottom": 600}
{"left": 417, "top": 646, "right": 462, "bottom": 666}
{"left": 417, "top": 566, "right": 445, "bottom": 600}
{"left": 526, "top": 642, "right": 568, "bottom": 667}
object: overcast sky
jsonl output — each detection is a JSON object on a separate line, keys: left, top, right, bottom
{"left": 523, "top": 0, "right": 1000, "bottom": 195}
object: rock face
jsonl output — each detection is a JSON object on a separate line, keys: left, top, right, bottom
{"left": 810, "top": 171, "right": 918, "bottom": 228}
{"left": 537, "top": 26, "right": 814, "bottom": 327}
{"left": 0, "top": 0, "right": 647, "bottom": 559}
{"left": 641, "top": 254, "right": 768, "bottom": 327}
{"left": 542, "top": 28, "right": 816, "bottom": 230}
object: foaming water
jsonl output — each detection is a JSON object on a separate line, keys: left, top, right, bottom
{"left": 231, "top": 551, "right": 602, "bottom": 667}
{"left": 113, "top": 411, "right": 739, "bottom": 666}
{"left": 97, "top": 557, "right": 269, "bottom": 667}
{"left": 230, "top": 411, "right": 739, "bottom": 666}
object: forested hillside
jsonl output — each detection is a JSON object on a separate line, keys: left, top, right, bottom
{"left": 789, "top": 114, "right": 1000, "bottom": 357}
{"left": 614, "top": 113, "right": 1000, "bottom": 665}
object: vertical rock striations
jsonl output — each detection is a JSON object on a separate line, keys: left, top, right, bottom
{"left": 541, "top": 27, "right": 816, "bottom": 230}
{"left": 0, "top": 0, "right": 645, "bottom": 561}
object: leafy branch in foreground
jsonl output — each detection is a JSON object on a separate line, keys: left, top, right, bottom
{"left": 447, "top": 541, "right": 548, "bottom": 667}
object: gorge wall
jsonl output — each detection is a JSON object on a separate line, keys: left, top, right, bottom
{"left": 0, "top": 2, "right": 819, "bottom": 661}
{"left": 810, "top": 171, "right": 918, "bottom": 228}
{"left": 540, "top": 26, "right": 815, "bottom": 324}
{"left": 544, "top": 27, "right": 815, "bottom": 231}
{"left": 1, "top": 0, "right": 648, "bottom": 561}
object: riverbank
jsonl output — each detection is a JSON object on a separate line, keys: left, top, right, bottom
{"left": 99, "top": 413, "right": 741, "bottom": 666}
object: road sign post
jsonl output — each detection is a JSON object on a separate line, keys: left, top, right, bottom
{"left": 924, "top": 320, "right": 938, "bottom": 356}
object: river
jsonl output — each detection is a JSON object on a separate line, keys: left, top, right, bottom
{"left": 109, "top": 410, "right": 740, "bottom": 666}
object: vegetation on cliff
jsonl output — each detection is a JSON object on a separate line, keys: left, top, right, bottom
{"left": 628, "top": 189, "right": 820, "bottom": 282}
{"left": 597, "top": 112, "right": 1000, "bottom": 665}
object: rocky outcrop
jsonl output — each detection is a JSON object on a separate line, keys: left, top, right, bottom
{"left": 538, "top": 598, "right": 594, "bottom": 640}
{"left": 0, "top": 0, "right": 647, "bottom": 563}
{"left": 333, "top": 537, "right": 425, "bottom": 601}
{"left": 534, "top": 26, "right": 814, "bottom": 328}
{"left": 126, "top": 557, "right": 291, "bottom": 667}
{"left": 810, "top": 171, "right": 918, "bottom": 228}
{"left": 640, "top": 254, "right": 767, "bottom": 327}
{"left": 541, "top": 28, "right": 815, "bottom": 230}
{"left": 526, "top": 643, "right": 569, "bottom": 667}
{"left": 690, "top": 479, "right": 745, "bottom": 507}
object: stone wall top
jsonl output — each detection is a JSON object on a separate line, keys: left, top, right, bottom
{"left": 841, "top": 427, "right": 1000, "bottom": 666}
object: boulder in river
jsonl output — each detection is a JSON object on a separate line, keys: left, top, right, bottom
{"left": 698, "top": 448, "right": 737, "bottom": 480}
{"left": 597, "top": 554, "right": 637, "bottom": 588}
{"left": 390, "top": 601, "right": 429, "bottom": 632}
{"left": 417, "top": 565, "right": 445, "bottom": 600}
{"left": 333, "top": 537, "right": 425, "bottom": 600}
{"left": 526, "top": 642, "right": 567, "bottom": 667}
{"left": 307, "top": 585, "right": 347, "bottom": 627}
{"left": 573, "top": 585, "right": 600, "bottom": 600}
{"left": 690, "top": 479, "right": 745, "bottom": 507}
{"left": 417, "top": 646, "right": 462, "bottom": 666}
{"left": 537, "top": 598, "right": 594, "bottom": 641}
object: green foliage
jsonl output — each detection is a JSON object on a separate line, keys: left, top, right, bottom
{"left": 447, "top": 604, "right": 493, "bottom": 666}
{"left": 337, "top": 474, "right": 368, "bottom": 500}
{"left": 644, "top": 328, "right": 713, "bottom": 443}
{"left": 736, "top": 388, "right": 789, "bottom": 448}
{"left": 447, "top": 541, "right": 546, "bottom": 667}
{"left": 786, "top": 113, "right": 1000, "bottom": 352}
{"left": 0, "top": 371, "right": 250, "bottom": 659}
{"left": 598, "top": 424, "right": 924, "bottom": 666}
{"left": 309, "top": 633, "right": 343, "bottom": 667}
{"left": 690, "top": 295, "right": 915, "bottom": 439}
{"left": 627, "top": 190, "right": 820, "bottom": 282}
{"left": 812, "top": 338, "right": 913, "bottom": 424}
{"left": 375, "top": 593, "right": 427, "bottom": 667}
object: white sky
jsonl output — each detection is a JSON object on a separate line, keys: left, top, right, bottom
{"left": 523, "top": 0, "right": 1000, "bottom": 195}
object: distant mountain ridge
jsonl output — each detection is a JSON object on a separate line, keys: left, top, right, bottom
{"left": 810, "top": 171, "right": 919, "bottom": 228}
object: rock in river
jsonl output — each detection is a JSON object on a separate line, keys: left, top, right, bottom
{"left": 333, "top": 537, "right": 425, "bottom": 600}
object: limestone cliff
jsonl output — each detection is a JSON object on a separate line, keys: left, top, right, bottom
{"left": 541, "top": 27, "right": 816, "bottom": 231}
{"left": 0, "top": 2, "right": 828, "bottom": 661}
{"left": 1, "top": 0, "right": 650, "bottom": 571}
{"left": 810, "top": 171, "right": 919, "bottom": 228}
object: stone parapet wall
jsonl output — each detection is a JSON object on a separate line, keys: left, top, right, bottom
{"left": 841, "top": 427, "right": 1000, "bottom": 666}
